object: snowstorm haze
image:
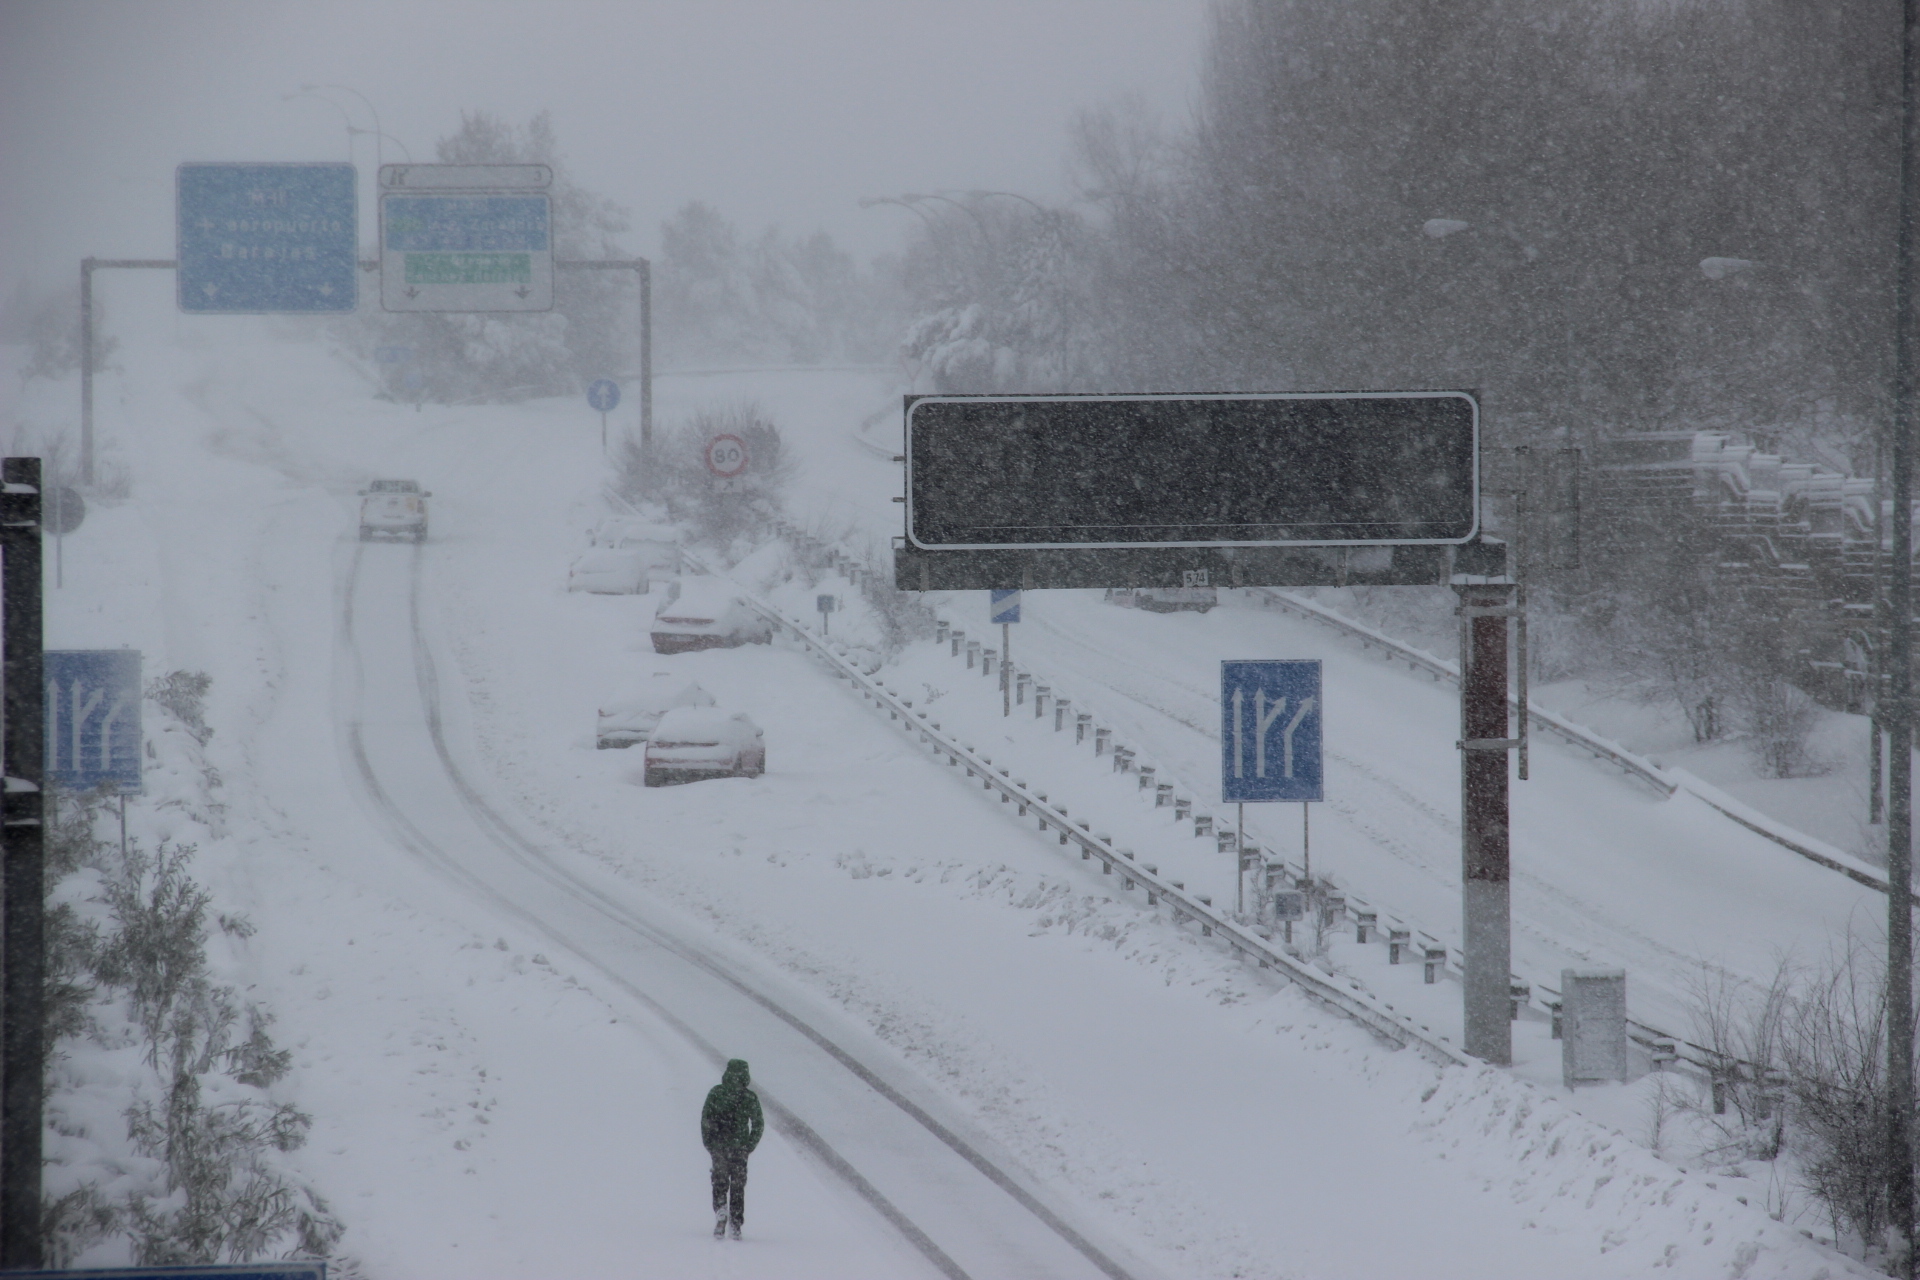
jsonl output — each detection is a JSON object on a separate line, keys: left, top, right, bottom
{"left": 0, "top": 0, "right": 1207, "bottom": 288}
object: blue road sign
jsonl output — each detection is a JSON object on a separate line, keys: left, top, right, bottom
{"left": 1221, "top": 659, "right": 1322, "bottom": 803}
{"left": 588, "top": 378, "right": 622, "bottom": 412}
{"left": 9, "top": 1266, "right": 323, "bottom": 1280}
{"left": 990, "top": 588, "right": 1021, "bottom": 624}
{"left": 381, "top": 191, "right": 553, "bottom": 311}
{"left": 816, "top": 594, "right": 836, "bottom": 614}
{"left": 1272, "top": 891, "right": 1306, "bottom": 921}
{"left": 177, "top": 163, "right": 357, "bottom": 313}
{"left": 45, "top": 650, "right": 142, "bottom": 793}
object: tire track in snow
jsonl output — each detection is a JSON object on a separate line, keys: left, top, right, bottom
{"left": 337, "top": 539, "right": 1146, "bottom": 1280}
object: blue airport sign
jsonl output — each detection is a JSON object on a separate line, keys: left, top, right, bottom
{"left": 990, "top": 589, "right": 1021, "bottom": 625}
{"left": 1221, "top": 659, "right": 1321, "bottom": 803}
{"left": 381, "top": 191, "right": 553, "bottom": 311}
{"left": 177, "top": 163, "right": 357, "bottom": 313}
{"left": 588, "top": 378, "right": 621, "bottom": 412}
{"left": 46, "top": 650, "right": 143, "bottom": 793}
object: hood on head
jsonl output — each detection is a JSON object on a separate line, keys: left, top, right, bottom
{"left": 723, "top": 1058, "right": 750, "bottom": 1088}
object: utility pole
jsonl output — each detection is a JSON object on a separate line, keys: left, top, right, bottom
{"left": 1890, "top": 0, "right": 1920, "bottom": 1268}
{"left": 1, "top": 458, "right": 45, "bottom": 1268}
{"left": 1456, "top": 575, "right": 1517, "bottom": 1066}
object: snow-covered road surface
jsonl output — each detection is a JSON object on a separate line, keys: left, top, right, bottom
{"left": 340, "top": 537, "right": 1150, "bottom": 1280}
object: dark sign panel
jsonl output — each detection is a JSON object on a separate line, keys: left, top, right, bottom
{"left": 905, "top": 392, "right": 1478, "bottom": 551}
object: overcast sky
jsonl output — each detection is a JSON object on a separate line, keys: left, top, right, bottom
{"left": 0, "top": 0, "right": 1210, "bottom": 295}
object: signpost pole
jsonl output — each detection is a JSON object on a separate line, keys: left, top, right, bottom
{"left": 80, "top": 258, "right": 94, "bottom": 487}
{"left": 1456, "top": 579, "right": 1516, "bottom": 1066}
{"left": 640, "top": 258, "right": 654, "bottom": 459}
{"left": 1, "top": 458, "right": 45, "bottom": 1268}
{"left": 1002, "top": 621, "right": 1011, "bottom": 716}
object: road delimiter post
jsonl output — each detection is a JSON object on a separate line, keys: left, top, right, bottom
{"left": 1, "top": 457, "right": 45, "bottom": 1267}
{"left": 1456, "top": 576, "right": 1516, "bottom": 1066}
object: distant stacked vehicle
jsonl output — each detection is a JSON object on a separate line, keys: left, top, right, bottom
{"left": 1103, "top": 585, "right": 1217, "bottom": 613}
{"left": 643, "top": 707, "right": 766, "bottom": 787}
{"left": 649, "top": 581, "right": 774, "bottom": 654}
{"left": 596, "top": 673, "right": 715, "bottom": 749}
{"left": 358, "top": 479, "right": 431, "bottom": 542}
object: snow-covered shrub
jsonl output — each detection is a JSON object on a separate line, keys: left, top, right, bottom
{"left": 1739, "top": 679, "right": 1827, "bottom": 779}
{"left": 634, "top": 403, "right": 794, "bottom": 545}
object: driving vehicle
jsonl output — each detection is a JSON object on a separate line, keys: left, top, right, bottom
{"left": 649, "top": 581, "right": 773, "bottom": 654}
{"left": 1103, "top": 585, "right": 1217, "bottom": 613}
{"left": 358, "top": 479, "right": 430, "bottom": 542}
{"left": 567, "top": 547, "right": 650, "bottom": 595}
{"left": 643, "top": 707, "right": 765, "bottom": 785}
{"left": 596, "top": 674, "right": 715, "bottom": 749}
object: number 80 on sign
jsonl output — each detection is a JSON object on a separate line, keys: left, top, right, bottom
{"left": 704, "top": 434, "right": 750, "bottom": 479}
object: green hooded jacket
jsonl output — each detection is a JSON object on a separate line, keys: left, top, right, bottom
{"left": 701, "top": 1059, "right": 764, "bottom": 1153}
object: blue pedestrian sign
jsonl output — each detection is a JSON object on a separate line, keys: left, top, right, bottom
{"left": 587, "top": 379, "right": 621, "bottom": 412}
{"left": 45, "top": 650, "right": 142, "bottom": 793}
{"left": 990, "top": 588, "right": 1021, "bottom": 624}
{"left": 1221, "top": 659, "right": 1321, "bottom": 802}
{"left": 177, "top": 163, "right": 357, "bottom": 313}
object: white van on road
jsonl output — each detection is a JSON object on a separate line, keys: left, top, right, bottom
{"left": 359, "top": 479, "right": 431, "bottom": 542}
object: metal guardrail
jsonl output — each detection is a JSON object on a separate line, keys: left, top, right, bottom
{"left": 679, "top": 547, "right": 1470, "bottom": 1066}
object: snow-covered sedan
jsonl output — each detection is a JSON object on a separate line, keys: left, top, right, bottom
{"left": 358, "top": 479, "right": 431, "bottom": 542}
{"left": 596, "top": 673, "right": 715, "bottom": 749}
{"left": 649, "top": 582, "right": 773, "bottom": 654}
{"left": 642, "top": 707, "right": 765, "bottom": 786}
{"left": 567, "top": 547, "right": 650, "bottom": 595}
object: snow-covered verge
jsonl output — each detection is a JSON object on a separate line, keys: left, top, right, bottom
{"left": 0, "top": 281, "right": 1890, "bottom": 1277}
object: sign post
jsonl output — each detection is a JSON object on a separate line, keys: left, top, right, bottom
{"left": 1222, "top": 660, "right": 1323, "bottom": 923}
{"left": 816, "top": 593, "right": 835, "bottom": 636}
{"left": 990, "top": 589, "right": 1021, "bottom": 715}
{"left": 588, "top": 378, "right": 621, "bottom": 451}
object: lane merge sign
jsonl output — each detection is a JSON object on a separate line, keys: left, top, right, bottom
{"left": 1221, "top": 659, "right": 1321, "bottom": 803}
{"left": 46, "top": 649, "right": 142, "bottom": 793}
{"left": 177, "top": 163, "right": 357, "bottom": 313}
{"left": 379, "top": 164, "right": 553, "bottom": 312}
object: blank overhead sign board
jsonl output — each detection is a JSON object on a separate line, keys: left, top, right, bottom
{"left": 905, "top": 392, "right": 1478, "bottom": 551}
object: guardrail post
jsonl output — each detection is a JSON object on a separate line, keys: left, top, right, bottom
{"left": 1356, "top": 910, "right": 1376, "bottom": 943}
{"left": 951, "top": 628, "right": 965, "bottom": 657}
{"left": 1055, "top": 698, "right": 1070, "bottom": 730}
{"left": 1016, "top": 672, "right": 1031, "bottom": 705}
{"left": 935, "top": 619, "right": 949, "bottom": 643}
{"left": 1076, "top": 712, "right": 1092, "bottom": 743}
{"left": 1139, "top": 765, "right": 1156, "bottom": 792}
{"left": 1650, "top": 1039, "right": 1677, "bottom": 1072}
{"left": 1035, "top": 685, "right": 1049, "bottom": 718}
{"left": 1548, "top": 998, "right": 1563, "bottom": 1039}
{"left": 1094, "top": 726, "right": 1111, "bottom": 755}
{"left": 981, "top": 648, "right": 995, "bottom": 677}
{"left": 1175, "top": 796, "right": 1192, "bottom": 820}
{"left": 1509, "top": 980, "right": 1530, "bottom": 1021}
{"left": 1156, "top": 783, "right": 1173, "bottom": 807}
{"left": 1194, "top": 813, "right": 1212, "bottom": 837}
{"left": 1389, "top": 928, "right": 1410, "bottom": 964}
{"left": 1423, "top": 947, "right": 1446, "bottom": 983}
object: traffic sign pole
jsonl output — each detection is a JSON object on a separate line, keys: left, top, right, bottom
{"left": 1002, "top": 621, "right": 1011, "bottom": 716}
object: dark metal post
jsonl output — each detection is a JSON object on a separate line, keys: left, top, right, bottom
{"left": 1892, "top": 2, "right": 1920, "bottom": 1268}
{"left": 79, "top": 259, "right": 94, "bottom": 487}
{"left": 1, "top": 458, "right": 45, "bottom": 1268}
{"left": 1456, "top": 579, "right": 1515, "bottom": 1066}
{"left": 639, "top": 258, "right": 653, "bottom": 458}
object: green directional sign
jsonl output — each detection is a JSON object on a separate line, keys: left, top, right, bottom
{"left": 405, "top": 253, "right": 533, "bottom": 285}
{"left": 378, "top": 164, "right": 552, "bottom": 311}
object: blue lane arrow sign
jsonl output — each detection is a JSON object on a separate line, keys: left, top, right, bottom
{"left": 990, "top": 589, "right": 1021, "bottom": 624}
{"left": 587, "top": 378, "right": 621, "bottom": 412}
{"left": 1221, "top": 659, "right": 1321, "bottom": 803}
{"left": 46, "top": 650, "right": 142, "bottom": 793}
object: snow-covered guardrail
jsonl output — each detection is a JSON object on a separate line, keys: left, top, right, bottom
{"left": 677, "top": 547, "right": 1471, "bottom": 1067}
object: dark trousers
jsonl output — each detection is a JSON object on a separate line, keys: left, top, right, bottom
{"left": 710, "top": 1149, "right": 749, "bottom": 1228}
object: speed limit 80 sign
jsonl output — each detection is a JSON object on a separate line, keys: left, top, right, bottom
{"left": 704, "top": 434, "right": 750, "bottom": 479}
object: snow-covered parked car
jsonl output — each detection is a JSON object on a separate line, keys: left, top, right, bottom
{"left": 590, "top": 517, "right": 680, "bottom": 576}
{"left": 358, "top": 479, "right": 430, "bottom": 542}
{"left": 596, "top": 673, "right": 715, "bottom": 749}
{"left": 1104, "top": 585, "right": 1217, "bottom": 613}
{"left": 649, "top": 581, "right": 773, "bottom": 654}
{"left": 643, "top": 707, "right": 765, "bottom": 786}
{"left": 567, "top": 547, "right": 650, "bottom": 594}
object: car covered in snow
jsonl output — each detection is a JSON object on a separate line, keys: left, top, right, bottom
{"left": 596, "top": 673, "right": 715, "bottom": 749}
{"left": 359, "top": 479, "right": 431, "bottom": 541}
{"left": 567, "top": 547, "right": 650, "bottom": 595}
{"left": 1103, "top": 585, "right": 1217, "bottom": 613}
{"left": 590, "top": 517, "right": 681, "bottom": 576}
{"left": 649, "top": 581, "right": 773, "bottom": 654}
{"left": 642, "top": 707, "right": 765, "bottom": 785}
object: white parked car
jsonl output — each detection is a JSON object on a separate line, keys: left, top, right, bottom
{"left": 591, "top": 517, "right": 680, "bottom": 575}
{"left": 567, "top": 547, "right": 650, "bottom": 595}
{"left": 358, "top": 479, "right": 430, "bottom": 542}
{"left": 596, "top": 674, "right": 715, "bottom": 749}
{"left": 643, "top": 707, "right": 765, "bottom": 786}
{"left": 649, "top": 581, "right": 773, "bottom": 654}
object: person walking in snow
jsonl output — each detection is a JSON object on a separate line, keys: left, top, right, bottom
{"left": 702, "top": 1058, "right": 764, "bottom": 1239}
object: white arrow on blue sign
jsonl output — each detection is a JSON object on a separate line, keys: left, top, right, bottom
{"left": 45, "top": 650, "right": 142, "bottom": 793}
{"left": 177, "top": 163, "right": 358, "bottom": 314}
{"left": 1221, "top": 659, "right": 1321, "bottom": 803}
{"left": 990, "top": 589, "right": 1021, "bottom": 624}
{"left": 587, "top": 378, "right": 621, "bottom": 412}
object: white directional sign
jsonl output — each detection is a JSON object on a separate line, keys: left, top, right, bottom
{"left": 379, "top": 164, "right": 553, "bottom": 312}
